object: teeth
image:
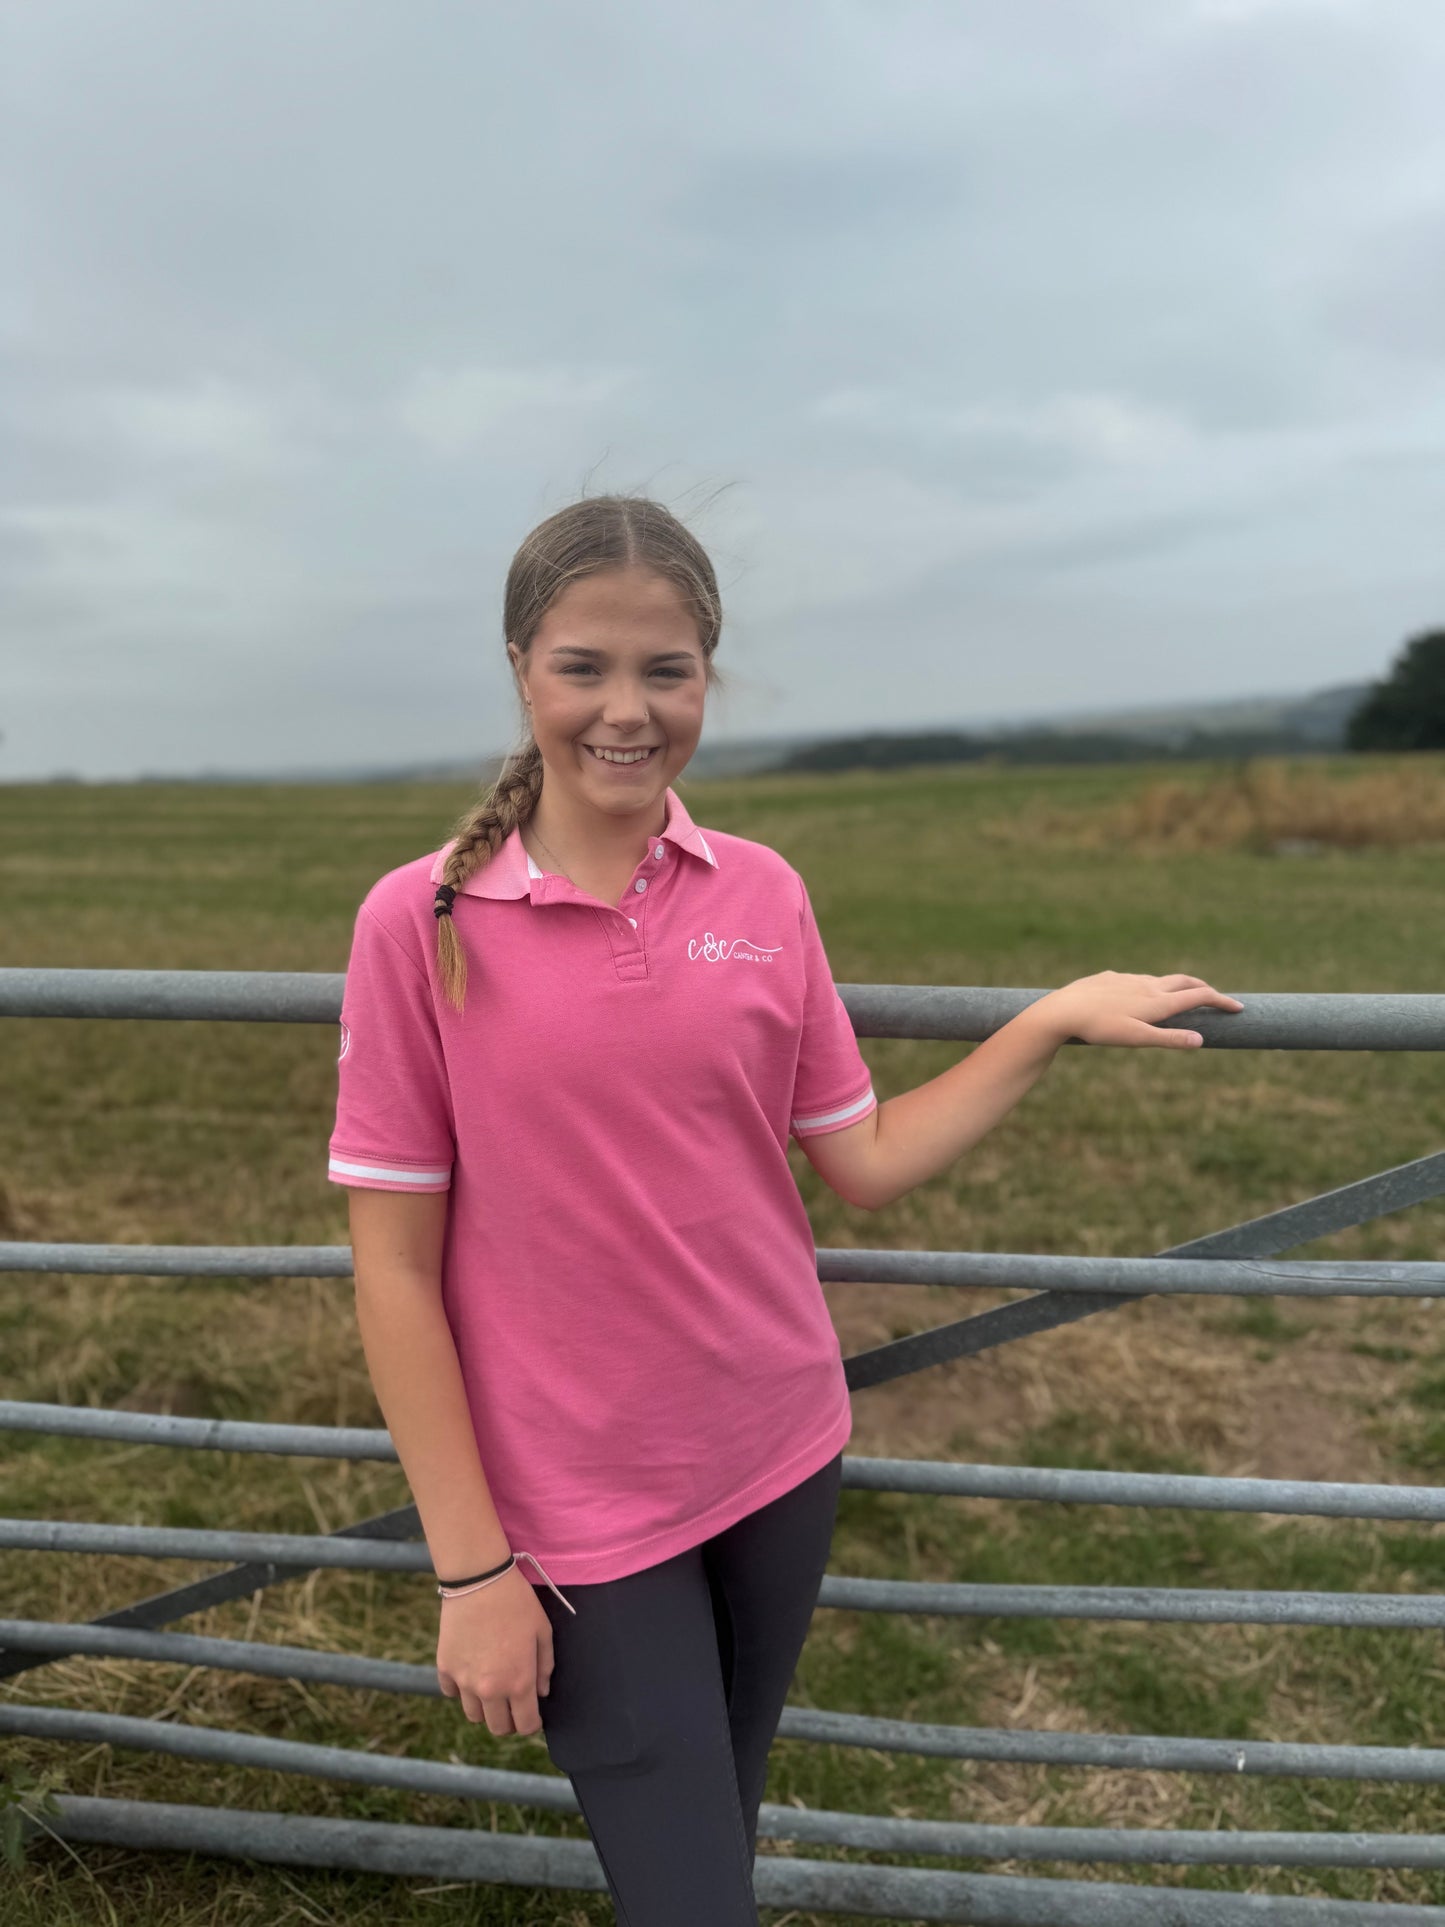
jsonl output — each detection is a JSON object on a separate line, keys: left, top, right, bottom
{"left": 587, "top": 745, "right": 655, "bottom": 764}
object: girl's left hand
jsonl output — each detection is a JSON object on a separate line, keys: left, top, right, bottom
{"left": 1035, "top": 971, "right": 1244, "bottom": 1050}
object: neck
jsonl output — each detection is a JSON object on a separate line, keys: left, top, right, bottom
{"left": 528, "top": 786, "right": 669, "bottom": 870}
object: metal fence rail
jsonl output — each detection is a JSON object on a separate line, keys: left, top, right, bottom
{"left": 5, "top": 1615, "right": 1445, "bottom": 1785}
{"left": 4, "top": 965, "right": 1445, "bottom": 1920}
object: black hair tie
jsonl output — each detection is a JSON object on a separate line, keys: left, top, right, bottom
{"left": 433, "top": 884, "right": 457, "bottom": 920}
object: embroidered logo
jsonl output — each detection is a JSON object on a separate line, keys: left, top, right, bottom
{"left": 686, "top": 931, "right": 782, "bottom": 964}
{"left": 338, "top": 1020, "right": 351, "bottom": 1061}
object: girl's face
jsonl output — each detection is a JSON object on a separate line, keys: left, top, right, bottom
{"left": 511, "top": 565, "right": 709, "bottom": 823}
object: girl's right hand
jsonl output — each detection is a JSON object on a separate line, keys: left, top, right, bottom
{"left": 436, "top": 1565, "right": 556, "bottom": 1739}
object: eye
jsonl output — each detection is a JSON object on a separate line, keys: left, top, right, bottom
{"left": 560, "top": 665, "right": 690, "bottom": 677}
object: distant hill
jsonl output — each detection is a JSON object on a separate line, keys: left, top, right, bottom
{"left": 978, "top": 682, "right": 1371, "bottom": 750}
{"left": 776, "top": 681, "right": 1377, "bottom": 776}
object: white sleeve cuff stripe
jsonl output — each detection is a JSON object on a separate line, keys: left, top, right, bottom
{"left": 328, "top": 1155, "right": 452, "bottom": 1186}
{"left": 791, "top": 1084, "right": 877, "bottom": 1133}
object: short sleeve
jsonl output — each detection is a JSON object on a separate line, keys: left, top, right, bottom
{"left": 788, "top": 868, "right": 878, "bottom": 1140}
{"left": 327, "top": 902, "right": 456, "bottom": 1192}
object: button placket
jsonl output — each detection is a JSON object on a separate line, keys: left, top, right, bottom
{"left": 609, "top": 836, "right": 668, "bottom": 957}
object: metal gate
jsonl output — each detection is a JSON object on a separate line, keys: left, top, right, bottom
{"left": 4, "top": 966, "right": 1445, "bottom": 1921}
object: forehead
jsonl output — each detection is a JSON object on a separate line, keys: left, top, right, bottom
{"left": 537, "top": 566, "right": 701, "bottom": 650}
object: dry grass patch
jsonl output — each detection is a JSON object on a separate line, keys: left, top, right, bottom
{"left": 825, "top": 1280, "right": 1424, "bottom": 1485}
{"left": 982, "top": 755, "right": 1445, "bottom": 854}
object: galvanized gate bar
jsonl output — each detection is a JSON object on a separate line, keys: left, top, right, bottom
{"left": 5, "top": 1517, "right": 1442, "bottom": 1627}
{"left": 0, "top": 1517, "right": 440, "bottom": 1570}
{"left": 0, "top": 1399, "right": 403, "bottom": 1457}
{"left": 0, "top": 1240, "right": 359, "bottom": 1278}
{"left": 0, "top": 966, "right": 347, "bottom": 1022}
{"left": 0, "top": 1701, "right": 577, "bottom": 1811}
{"left": 8, "top": 1240, "right": 1445, "bottom": 1295}
{"left": 6, "top": 966, "right": 1445, "bottom": 1050}
{"left": 5, "top": 1622, "right": 1444, "bottom": 1785}
{"left": 839, "top": 984, "right": 1445, "bottom": 1052}
{"left": 835, "top": 1454, "right": 1445, "bottom": 1520}
{"left": 777, "top": 1705, "right": 1445, "bottom": 1784}
{"left": 8, "top": 1400, "right": 1445, "bottom": 1521}
{"left": 24, "top": 1796, "right": 1445, "bottom": 1923}
{"left": 813, "top": 1577, "right": 1445, "bottom": 1628}
{"left": 4, "top": 1702, "right": 1445, "bottom": 1871}
{"left": 0, "top": 1618, "right": 441, "bottom": 1694}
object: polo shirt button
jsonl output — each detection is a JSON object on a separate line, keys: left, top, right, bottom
{"left": 628, "top": 916, "right": 637, "bottom": 926}
{"left": 654, "top": 845, "right": 664, "bottom": 860}
{"left": 634, "top": 878, "right": 647, "bottom": 893}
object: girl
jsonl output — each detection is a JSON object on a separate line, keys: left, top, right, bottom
{"left": 327, "top": 492, "right": 1243, "bottom": 1924}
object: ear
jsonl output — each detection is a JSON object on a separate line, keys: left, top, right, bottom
{"left": 506, "top": 646, "right": 530, "bottom": 706}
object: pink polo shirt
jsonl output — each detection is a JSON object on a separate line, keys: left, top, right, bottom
{"left": 327, "top": 784, "right": 877, "bottom": 1585}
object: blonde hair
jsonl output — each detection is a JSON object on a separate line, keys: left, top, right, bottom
{"left": 435, "top": 492, "right": 727, "bottom": 1014}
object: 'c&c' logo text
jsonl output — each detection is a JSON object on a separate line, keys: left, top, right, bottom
{"left": 686, "top": 932, "right": 781, "bottom": 963}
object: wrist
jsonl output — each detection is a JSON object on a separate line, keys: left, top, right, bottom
{"left": 438, "top": 1564, "right": 526, "bottom": 1603}
{"left": 436, "top": 1551, "right": 513, "bottom": 1588}
{"left": 1013, "top": 992, "right": 1072, "bottom": 1053}
{"left": 430, "top": 1536, "right": 514, "bottom": 1583}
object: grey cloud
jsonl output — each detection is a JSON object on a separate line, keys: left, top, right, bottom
{"left": 665, "top": 146, "right": 972, "bottom": 249}
{"left": 6, "top": 0, "right": 1445, "bottom": 778}
{"left": 1317, "top": 203, "right": 1445, "bottom": 365}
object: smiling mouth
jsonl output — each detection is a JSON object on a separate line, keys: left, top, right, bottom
{"left": 583, "top": 744, "right": 661, "bottom": 764}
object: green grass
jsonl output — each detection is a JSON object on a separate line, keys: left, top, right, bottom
{"left": 5, "top": 755, "right": 1445, "bottom": 1921}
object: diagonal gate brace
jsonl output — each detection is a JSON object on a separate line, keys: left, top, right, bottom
{"left": 842, "top": 1148, "right": 1445, "bottom": 1391}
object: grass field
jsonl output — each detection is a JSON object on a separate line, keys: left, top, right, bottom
{"left": 4, "top": 753, "right": 1445, "bottom": 1922}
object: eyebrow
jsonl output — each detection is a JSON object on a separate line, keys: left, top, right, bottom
{"left": 548, "top": 646, "right": 698, "bottom": 663}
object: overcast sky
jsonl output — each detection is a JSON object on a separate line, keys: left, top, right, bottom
{"left": 6, "top": 0, "right": 1445, "bottom": 781}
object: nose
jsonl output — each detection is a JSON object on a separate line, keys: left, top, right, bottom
{"left": 599, "top": 685, "right": 652, "bottom": 728}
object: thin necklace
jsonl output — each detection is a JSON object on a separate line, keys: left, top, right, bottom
{"left": 526, "top": 815, "right": 663, "bottom": 884}
{"left": 527, "top": 823, "right": 573, "bottom": 882}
